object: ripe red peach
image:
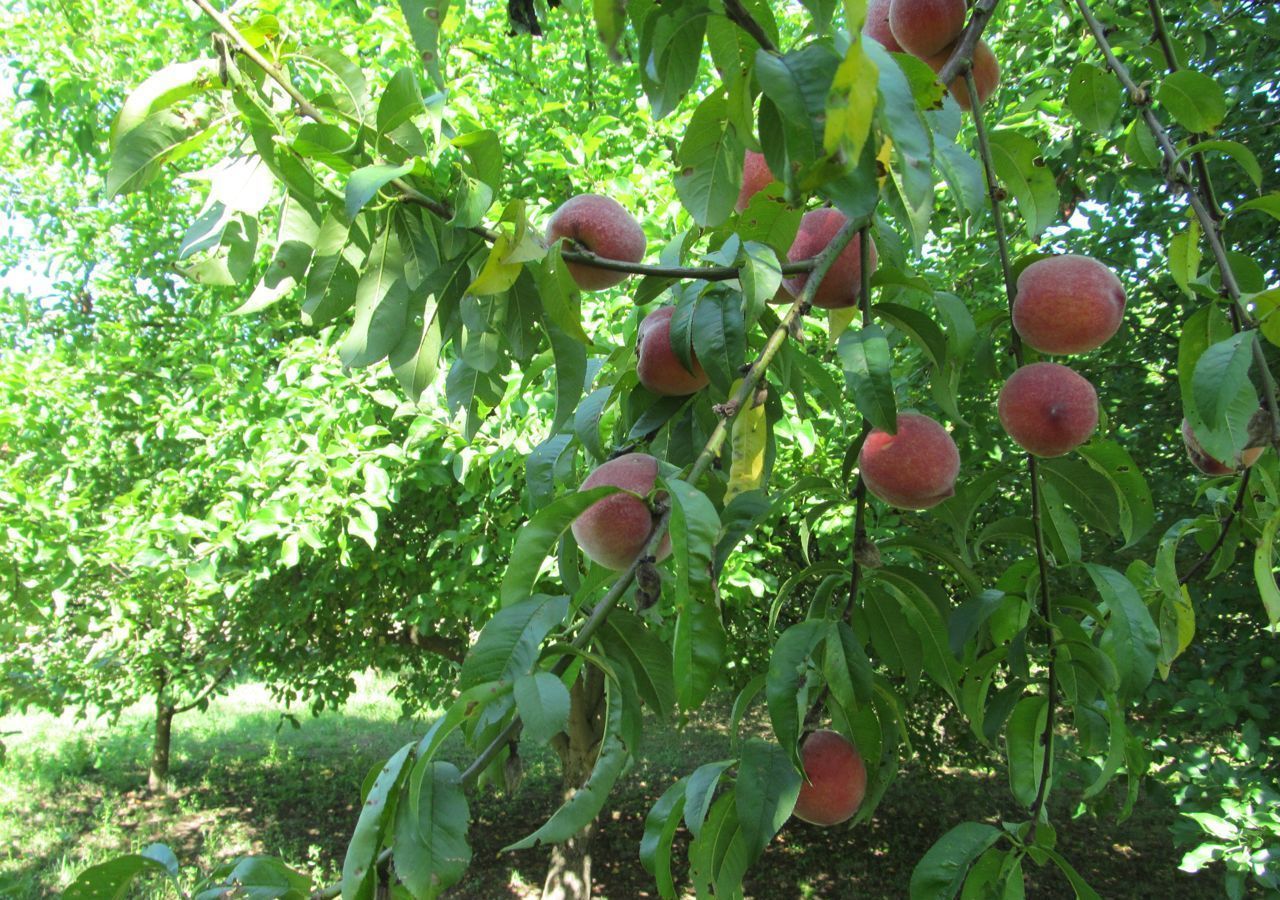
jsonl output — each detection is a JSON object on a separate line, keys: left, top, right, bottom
{"left": 1181, "top": 419, "right": 1264, "bottom": 475}
{"left": 792, "top": 730, "right": 868, "bottom": 826}
{"left": 571, "top": 454, "right": 672, "bottom": 571}
{"left": 998, "top": 363, "right": 1098, "bottom": 458}
{"left": 736, "top": 151, "right": 776, "bottom": 213}
{"left": 783, "top": 209, "right": 878, "bottom": 310}
{"left": 1013, "top": 255, "right": 1126, "bottom": 355}
{"left": 546, "top": 194, "right": 647, "bottom": 292}
{"left": 925, "top": 39, "right": 1000, "bottom": 110}
{"left": 863, "top": 0, "right": 904, "bottom": 53}
{"left": 858, "top": 412, "right": 961, "bottom": 509}
{"left": 636, "top": 306, "right": 709, "bottom": 396}
{"left": 889, "top": 0, "right": 967, "bottom": 57}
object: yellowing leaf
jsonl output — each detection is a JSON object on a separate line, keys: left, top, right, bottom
{"left": 725, "top": 379, "right": 768, "bottom": 504}
{"left": 824, "top": 39, "right": 878, "bottom": 165}
{"left": 469, "top": 232, "right": 521, "bottom": 295}
{"left": 876, "top": 135, "right": 894, "bottom": 188}
{"left": 829, "top": 306, "right": 860, "bottom": 347}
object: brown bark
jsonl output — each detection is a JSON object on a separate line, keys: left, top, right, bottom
{"left": 148, "top": 701, "right": 175, "bottom": 794}
{"left": 542, "top": 667, "right": 606, "bottom": 900}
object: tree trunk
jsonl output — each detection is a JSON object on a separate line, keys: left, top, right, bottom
{"left": 542, "top": 667, "right": 606, "bottom": 900}
{"left": 148, "top": 701, "right": 175, "bottom": 794}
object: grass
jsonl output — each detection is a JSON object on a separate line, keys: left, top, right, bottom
{"left": 0, "top": 672, "right": 1220, "bottom": 898}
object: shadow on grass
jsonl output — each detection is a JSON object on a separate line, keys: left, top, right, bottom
{"left": 1, "top": 701, "right": 1217, "bottom": 899}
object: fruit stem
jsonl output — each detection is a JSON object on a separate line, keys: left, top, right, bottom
{"left": 965, "top": 68, "right": 1058, "bottom": 824}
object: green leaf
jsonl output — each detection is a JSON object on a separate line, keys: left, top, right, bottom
{"left": 688, "top": 790, "right": 750, "bottom": 898}
{"left": 674, "top": 90, "right": 745, "bottom": 227}
{"left": 1192, "top": 332, "right": 1255, "bottom": 436}
{"left": 111, "top": 58, "right": 218, "bottom": 148}
{"left": 766, "top": 620, "right": 827, "bottom": 768}
{"left": 824, "top": 38, "right": 878, "bottom": 164}
{"left": 673, "top": 598, "right": 727, "bottom": 710}
{"left": 193, "top": 857, "right": 310, "bottom": 900}
{"left": 1005, "top": 693, "right": 1048, "bottom": 807}
{"left": 1253, "top": 508, "right": 1280, "bottom": 627}
{"left": 1066, "top": 63, "right": 1121, "bottom": 133}
{"left": 513, "top": 671, "right": 571, "bottom": 744}
{"left": 346, "top": 163, "right": 415, "bottom": 221}
{"left": 1158, "top": 69, "right": 1228, "bottom": 133}
{"left": 1041, "top": 849, "right": 1103, "bottom": 900}
{"left": 684, "top": 759, "right": 735, "bottom": 838}
{"left": 1234, "top": 193, "right": 1280, "bottom": 223}
{"left": 399, "top": 0, "right": 451, "bottom": 88}
{"left": 988, "top": 130, "right": 1059, "bottom": 238}
{"left": 596, "top": 608, "right": 676, "bottom": 719}
{"left": 107, "top": 110, "right": 220, "bottom": 197}
{"left": 665, "top": 477, "right": 721, "bottom": 607}
{"left": 63, "top": 852, "right": 176, "bottom": 900}
{"left": 342, "top": 742, "right": 416, "bottom": 900}
{"left": 1168, "top": 220, "right": 1202, "bottom": 297}
{"left": 735, "top": 739, "right": 802, "bottom": 860}
{"left": 503, "top": 675, "right": 631, "bottom": 850}
{"left": 340, "top": 223, "right": 411, "bottom": 369}
{"left": 837, "top": 324, "right": 897, "bottom": 432}
{"left": 377, "top": 67, "right": 426, "bottom": 137}
{"left": 691, "top": 291, "right": 747, "bottom": 397}
{"left": 638, "top": 3, "right": 709, "bottom": 119}
{"left": 236, "top": 195, "right": 322, "bottom": 315}
{"left": 1175, "top": 140, "right": 1262, "bottom": 192}
{"left": 593, "top": 0, "right": 627, "bottom": 59}
{"left": 1084, "top": 564, "right": 1159, "bottom": 699}
{"left": 501, "top": 486, "right": 622, "bottom": 605}
{"left": 823, "top": 620, "right": 874, "bottom": 713}
{"left": 459, "top": 594, "right": 570, "bottom": 689}
{"left": 909, "top": 822, "right": 1004, "bottom": 900}
{"left": 1076, "top": 440, "right": 1154, "bottom": 548}
{"left": 393, "top": 760, "right": 471, "bottom": 900}
{"left": 640, "top": 777, "right": 688, "bottom": 896}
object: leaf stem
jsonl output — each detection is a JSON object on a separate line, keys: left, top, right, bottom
{"left": 964, "top": 69, "right": 1058, "bottom": 823}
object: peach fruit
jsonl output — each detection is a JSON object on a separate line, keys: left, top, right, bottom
{"left": 736, "top": 151, "right": 775, "bottom": 212}
{"left": 636, "top": 306, "right": 709, "bottom": 396}
{"left": 546, "top": 194, "right": 647, "bottom": 291}
{"left": 1013, "top": 255, "right": 1126, "bottom": 355}
{"left": 998, "top": 363, "right": 1098, "bottom": 458}
{"left": 792, "top": 730, "right": 868, "bottom": 826}
{"left": 925, "top": 38, "right": 1000, "bottom": 110}
{"left": 863, "top": 0, "right": 904, "bottom": 52}
{"left": 889, "top": 0, "right": 967, "bottom": 57}
{"left": 571, "top": 453, "right": 672, "bottom": 571}
{"left": 783, "top": 209, "right": 879, "bottom": 310}
{"left": 858, "top": 412, "right": 961, "bottom": 509}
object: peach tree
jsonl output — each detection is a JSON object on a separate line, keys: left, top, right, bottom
{"left": 55, "top": 0, "right": 1280, "bottom": 896}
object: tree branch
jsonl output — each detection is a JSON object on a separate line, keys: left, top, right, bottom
{"left": 933, "top": 0, "right": 1003, "bottom": 87}
{"left": 965, "top": 68, "right": 1058, "bottom": 824}
{"left": 1072, "top": 0, "right": 1280, "bottom": 448}
{"left": 171, "top": 665, "right": 234, "bottom": 715}
{"left": 1179, "top": 467, "right": 1252, "bottom": 586}
{"left": 721, "top": 0, "right": 777, "bottom": 54}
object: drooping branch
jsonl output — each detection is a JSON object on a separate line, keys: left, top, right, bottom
{"left": 933, "top": 0, "right": 1003, "bottom": 87}
{"left": 964, "top": 69, "right": 1058, "bottom": 825}
{"left": 1071, "top": 0, "right": 1280, "bottom": 446}
{"left": 194, "top": 2, "right": 822, "bottom": 286}
{"left": 308, "top": 217, "right": 867, "bottom": 900}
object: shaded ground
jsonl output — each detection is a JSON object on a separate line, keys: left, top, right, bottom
{"left": 0, "top": 676, "right": 1218, "bottom": 898}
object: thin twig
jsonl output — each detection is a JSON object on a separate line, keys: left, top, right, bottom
{"left": 1179, "top": 467, "right": 1253, "bottom": 585}
{"left": 965, "top": 69, "right": 1058, "bottom": 823}
{"left": 721, "top": 0, "right": 778, "bottom": 53}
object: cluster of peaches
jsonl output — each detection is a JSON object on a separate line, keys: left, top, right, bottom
{"left": 863, "top": 0, "right": 1000, "bottom": 110}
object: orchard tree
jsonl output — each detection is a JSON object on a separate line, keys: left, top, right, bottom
{"left": 37, "top": 0, "right": 1280, "bottom": 897}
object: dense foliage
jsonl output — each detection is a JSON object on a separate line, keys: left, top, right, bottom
{"left": 2, "top": 0, "right": 1279, "bottom": 897}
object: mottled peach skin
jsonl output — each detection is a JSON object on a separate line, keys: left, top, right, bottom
{"left": 1013, "top": 255, "right": 1126, "bottom": 355}
{"left": 784, "top": 209, "right": 879, "bottom": 310}
{"left": 858, "top": 412, "right": 960, "bottom": 509}
{"left": 792, "top": 730, "right": 868, "bottom": 827}
{"left": 571, "top": 454, "right": 672, "bottom": 571}
{"left": 925, "top": 39, "right": 1000, "bottom": 110}
{"left": 546, "top": 194, "right": 647, "bottom": 292}
{"left": 1181, "top": 418, "right": 1264, "bottom": 475}
{"left": 889, "top": 0, "right": 967, "bottom": 57}
{"left": 636, "top": 306, "right": 709, "bottom": 397}
{"left": 998, "top": 363, "right": 1098, "bottom": 458}
{"left": 863, "top": 0, "right": 904, "bottom": 52}
{"left": 736, "top": 151, "right": 776, "bottom": 213}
